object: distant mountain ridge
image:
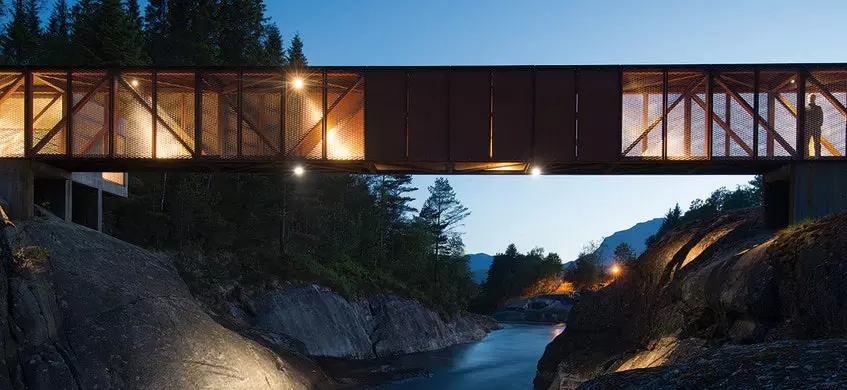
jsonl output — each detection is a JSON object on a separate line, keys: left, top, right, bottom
{"left": 467, "top": 253, "right": 494, "bottom": 283}
{"left": 596, "top": 218, "right": 663, "bottom": 266}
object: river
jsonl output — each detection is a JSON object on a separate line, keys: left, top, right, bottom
{"left": 370, "top": 323, "right": 564, "bottom": 390}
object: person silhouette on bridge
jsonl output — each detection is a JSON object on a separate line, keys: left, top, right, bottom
{"left": 805, "top": 94, "right": 823, "bottom": 158}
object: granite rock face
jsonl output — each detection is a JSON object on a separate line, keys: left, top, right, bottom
{"left": 252, "top": 286, "right": 500, "bottom": 359}
{"left": 0, "top": 211, "right": 329, "bottom": 390}
{"left": 535, "top": 210, "right": 847, "bottom": 389}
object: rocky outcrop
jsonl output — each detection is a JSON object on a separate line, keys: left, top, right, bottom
{"left": 578, "top": 340, "right": 847, "bottom": 390}
{"left": 535, "top": 210, "right": 847, "bottom": 389}
{"left": 0, "top": 210, "right": 330, "bottom": 389}
{"left": 252, "top": 285, "right": 500, "bottom": 359}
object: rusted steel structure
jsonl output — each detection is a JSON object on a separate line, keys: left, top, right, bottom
{"left": 0, "top": 64, "right": 844, "bottom": 174}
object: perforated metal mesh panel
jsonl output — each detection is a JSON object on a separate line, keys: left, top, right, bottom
{"left": 156, "top": 72, "right": 195, "bottom": 158}
{"left": 115, "top": 72, "right": 153, "bottom": 158}
{"left": 72, "top": 72, "right": 109, "bottom": 157}
{"left": 242, "top": 72, "right": 282, "bottom": 158}
{"left": 0, "top": 72, "right": 25, "bottom": 157}
{"left": 667, "top": 70, "right": 707, "bottom": 160}
{"left": 806, "top": 70, "right": 846, "bottom": 158}
{"left": 712, "top": 72, "right": 755, "bottom": 158}
{"left": 758, "top": 71, "right": 798, "bottom": 158}
{"left": 621, "top": 70, "right": 663, "bottom": 159}
{"left": 32, "top": 72, "right": 67, "bottom": 155}
{"left": 326, "top": 71, "right": 364, "bottom": 160}
{"left": 285, "top": 71, "right": 324, "bottom": 159}
{"left": 201, "top": 73, "right": 239, "bottom": 158}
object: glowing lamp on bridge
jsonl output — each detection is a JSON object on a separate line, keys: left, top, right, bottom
{"left": 130, "top": 79, "right": 139, "bottom": 87}
{"left": 610, "top": 264, "right": 622, "bottom": 277}
{"left": 292, "top": 77, "right": 305, "bottom": 90}
{"left": 530, "top": 166, "right": 542, "bottom": 176}
{"left": 293, "top": 165, "right": 305, "bottom": 176}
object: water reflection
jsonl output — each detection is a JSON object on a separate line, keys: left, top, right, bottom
{"left": 371, "top": 323, "right": 565, "bottom": 390}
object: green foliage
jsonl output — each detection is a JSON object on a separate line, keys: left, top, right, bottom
{"left": 613, "top": 242, "right": 636, "bottom": 264}
{"left": 286, "top": 32, "right": 306, "bottom": 67}
{"left": 3, "top": 0, "right": 42, "bottom": 65}
{"left": 564, "top": 240, "right": 602, "bottom": 288}
{"left": 646, "top": 176, "right": 763, "bottom": 246}
{"left": 12, "top": 245, "right": 50, "bottom": 276}
{"left": 474, "top": 244, "right": 563, "bottom": 313}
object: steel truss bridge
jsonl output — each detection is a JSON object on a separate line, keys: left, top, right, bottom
{"left": 0, "top": 64, "right": 845, "bottom": 175}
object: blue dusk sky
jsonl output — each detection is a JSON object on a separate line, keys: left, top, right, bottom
{"left": 268, "top": 0, "right": 844, "bottom": 260}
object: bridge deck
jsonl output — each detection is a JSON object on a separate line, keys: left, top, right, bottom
{"left": 0, "top": 64, "right": 844, "bottom": 175}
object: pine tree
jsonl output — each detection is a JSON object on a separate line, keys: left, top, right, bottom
{"left": 418, "top": 177, "right": 470, "bottom": 291}
{"left": 3, "top": 0, "right": 42, "bottom": 65}
{"left": 72, "top": 0, "right": 149, "bottom": 66}
{"left": 143, "top": 0, "right": 167, "bottom": 64}
{"left": 613, "top": 242, "right": 636, "bottom": 264}
{"left": 286, "top": 32, "right": 307, "bottom": 68}
{"left": 262, "top": 23, "right": 285, "bottom": 66}
{"left": 44, "top": 0, "right": 71, "bottom": 66}
{"left": 217, "top": 0, "right": 266, "bottom": 66}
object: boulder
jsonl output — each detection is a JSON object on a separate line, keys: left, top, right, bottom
{"left": 0, "top": 211, "right": 329, "bottom": 389}
{"left": 251, "top": 287, "right": 500, "bottom": 359}
{"left": 535, "top": 210, "right": 847, "bottom": 389}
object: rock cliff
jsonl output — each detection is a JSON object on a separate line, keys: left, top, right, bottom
{"left": 535, "top": 210, "right": 847, "bottom": 389}
{"left": 0, "top": 210, "right": 330, "bottom": 389}
{"left": 252, "top": 285, "right": 500, "bottom": 359}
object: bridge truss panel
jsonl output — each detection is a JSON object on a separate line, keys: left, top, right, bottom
{"left": 32, "top": 71, "right": 67, "bottom": 156}
{"left": 806, "top": 69, "right": 847, "bottom": 158}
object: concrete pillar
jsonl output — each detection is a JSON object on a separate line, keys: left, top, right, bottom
{"left": 790, "top": 162, "right": 847, "bottom": 223}
{"left": 71, "top": 183, "right": 102, "bottom": 231}
{"left": 0, "top": 161, "right": 34, "bottom": 221}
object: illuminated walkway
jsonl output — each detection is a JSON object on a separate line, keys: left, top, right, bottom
{"left": 0, "top": 64, "right": 844, "bottom": 174}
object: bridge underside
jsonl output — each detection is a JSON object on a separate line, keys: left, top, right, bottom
{"left": 0, "top": 64, "right": 843, "bottom": 174}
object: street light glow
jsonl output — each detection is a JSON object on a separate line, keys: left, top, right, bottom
{"left": 293, "top": 166, "right": 305, "bottom": 176}
{"left": 131, "top": 79, "right": 139, "bottom": 87}
{"left": 292, "top": 77, "right": 304, "bottom": 90}
{"left": 610, "top": 264, "right": 622, "bottom": 276}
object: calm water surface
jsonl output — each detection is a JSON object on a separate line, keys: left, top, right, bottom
{"left": 371, "top": 323, "right": 564, "bottom": 390}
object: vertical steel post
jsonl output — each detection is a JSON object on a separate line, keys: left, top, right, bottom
{"left": 661, "top": 69, "right": 668, "bottom": 160}
{"left": 488, "top": 69, "right": 494, "bottom": 160}
{"left": 797, "top": 70, "right": 806, "bottom": 159}
{"left": 684, "top": 95, "right": 692, "bottom": 158}
{"left": 237, "top": 70, "right": 243, "bottom": 158}
{"left": 65, "top": 71, "right": 72, "bottom": 156}
{"left": 705, "top": 69, "right": 713, "bottom": 159}
{"left": 109, "top": 71, "right": 117, "bottom": 157}
{"left": 725, "top": 88, "right": 731, "bottom": 157}
{"left": 767, "top": 89, "right": 775, "bottom": 156}
{"left": 195, "top": 72, "right": 203, "bottom": 158}
{"left": 322, "top": 69, "right": 328, "bottom": 160}
{"left": 152, "top": 70, "right": 158, "bottom": 159}
{"left": 24, "top": 71, "right": 32, "bottom": 157}
{"left": 641, "top": 93, "right": 649, "bottom": 155}
{"left": 405, "top": 70, "right": 410, "bottom": 160}
{"left": 753, "top": 70, "right": 759, "bottom": 158}
{"left": 278, "top": 71, "right": 288, "bottom": 160}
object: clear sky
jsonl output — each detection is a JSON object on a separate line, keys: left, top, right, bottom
{"left": 267, "top": 0, "right": 847, "bottom": 259}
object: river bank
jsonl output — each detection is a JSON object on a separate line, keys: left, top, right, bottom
{"left": 0, "top": 210, "right": 500, "bottom": 389}
{"left": 368, "top": 323, "right": 564, "bottom": 389}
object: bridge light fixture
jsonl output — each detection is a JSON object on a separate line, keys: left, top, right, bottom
{"left": 131, "top": 79, "right": 139, "bottom": 87}
{"left": 530, "top": 166, "right": 542, "bottom": 176}
{"left": 292, "top": 77, "right": 305, "bottom": 90}
{"left": 293, "top": 165, "right": 305, "bottom": 176}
